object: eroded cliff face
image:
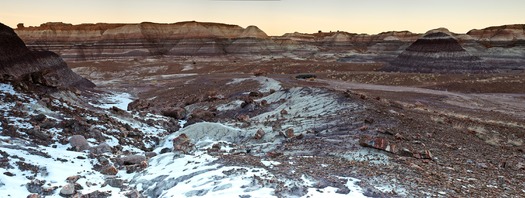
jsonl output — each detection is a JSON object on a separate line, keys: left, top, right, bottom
{"left": 15, "top": 22, "right": 283, "bottom": 60}
{"left": 0, "top": 23, "right": 94, "bottom": 88}
{"left": 13, "top": 22, "right": 525, "bottom": 61}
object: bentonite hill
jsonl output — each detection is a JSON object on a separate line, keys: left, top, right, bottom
{"left": 1, "top": 21, "right": 525, "bottom": 198}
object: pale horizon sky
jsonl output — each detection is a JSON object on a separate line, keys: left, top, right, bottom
{"left": 1, "top": 0, "right": 524, "bottom": 36}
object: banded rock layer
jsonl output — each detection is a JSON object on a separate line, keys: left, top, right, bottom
{"left": 13, "top": 22, "right": 525, "bottom": 62}
{"left": 15, "top": 22, "right": 283, "bottom": 60}
{"left": 387, "top": 29, "right": 487, "bottom": 73}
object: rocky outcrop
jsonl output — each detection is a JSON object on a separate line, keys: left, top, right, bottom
{"left": 0, "top": 23, "right": 94, "bottom": 88}
{"left": 386, "top": 29, "right": 487, "bottom": 73}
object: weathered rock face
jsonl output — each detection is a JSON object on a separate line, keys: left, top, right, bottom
{"left": 386, "top": 29, "right": 486, "bottom": 73}
{"left": 0, "top": 23, "right": 94, "bottom": 88}
{"left": 15, "top": 21, "right": 283, "bottom": 60}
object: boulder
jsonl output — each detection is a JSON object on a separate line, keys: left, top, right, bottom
{"left": 100, "top": 165, "right": 118, "bottom": 175}
{"left": 117, "top": 155, "right": 147, "bottom": 166}
{"left": 161, "top": 107, "right": 187, "bottom": 120}
{"left": 59, "top": 183, "right": 75, "bottom": 197}
{"left": 127, "top": 99, "right": 150, "bottom": 111}
{"left": 69, "top": 135, "right": 90, "bottom": 151}
{"left": 172, "top": 134, "right": 194, "bottom": 154}
{"left": 90, "top": 142, "right": 112, "bottom": 154}
{"left": 189, "top": 109, "right": 215, "bottom": 121}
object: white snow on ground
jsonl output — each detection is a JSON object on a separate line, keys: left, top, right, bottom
{"left": 301, "top": 176, "right": 366, "bottom": 198}
{"left": 130, "top": 150, "right": 276, "bottom": 198}
{"left": 0, "top": 145, "right": 121, "bottom": 197}
{"left": 0, "top": 83, "right": 16, "bottom": 95}
{"left": 227, "top": 76, "right": 282, "bottom": 92}
{"left": 89, "top": 92, "right": 134, "bottom": 111}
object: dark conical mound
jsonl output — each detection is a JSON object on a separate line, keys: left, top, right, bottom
{"left": 385, "top": 29, "right": 487, "bottom": 73}
{"left": 0, "top": 22, "right": 94, "bottom": 88}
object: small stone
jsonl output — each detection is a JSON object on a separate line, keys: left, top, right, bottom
{"left": 236, "top": 114, "right": 250, "bottom": 122}
{"left": 249, "top": 91, "right": 263, "bottom": 98}
{"left": 66, "top": 175, "right": 80, "bottom": 183}
{"left": 285, "top": 128, "right": 294, "bottom": 138}
{"left": 409, "top": 163, "right": 424, "bottom": 171}
{"left": 26, "top": 194, "right": 41, "bottom": 198}
{"left": 280, "top": 109, "right": 288, "bottom": 115}
{"left": 254, "top": 129, "right": 265, "bottom": 140}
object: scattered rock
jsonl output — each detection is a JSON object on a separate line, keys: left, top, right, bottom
{"left": 100, "top": 165, "right": 118, "bottom": 175}
{"left": 117, "top": 155, "right": 147, "bottom": 166}
{"left": 145, "top": 152, "right": 157, "bottom": 159}
{"left": 359, "top": 135, "right": 398, "bottom": 153}
{"left": 127, "top": 99, "right": 150, "bottom": 111}
{"left": 26, "top": 179, "right": 45, "bottom": 194}
{"left": 189, "top": 109, "right": 215, "bottom": 121}
{"left": 66, "top": 175, "right": 80, "bottom": 183}
{"left": 69, "top": 135, "right": 90, "bottom": 151}
{"left": 123, "top": 189, "right": 142, "bottom": 198}
{"left": 32, "top": 114, "right": 47, "bottom": 122}
{"left": 59, "top": 183, "right": 75, "bottom": 197}
{"left": 172, "top": 134, "right": 194, "bottom": 154}
{"left": 249, "top": 91, "right": 263, "bottom": 98}
{"left": 104, "top": 176, "right": 125, "bottom": 188}
{"left": 26, "top": 194, "right": 41, "bottom": 198}
{"left": 82, "top": 190, "right": 112, "bottom": 198}
{"left": 285, "top": 128, "right": 294, "bottom": 138}
{"left": 364, "top": 118, "right": 374, "bottom": 124}
{"left": 236, "top": 114, "right": 250, "bottom": 122}
{"left": 409, "top": 163, "right": 424, "bottom": 171}
{"left": 89, "top": 142, "right": 112, "bottom": 155}
{"left": 280, "top": 109, "right": 288, "bottom": 115}
{"left": 359, "top": 125, "right": 369, "bottom": 131}
{"left": 240, "top": 97, "right": 254, "bottom": 108}
{"left": 161, "top": 107, "right": 187, "bottom": 120}
{"left": 110, "top": 106, "right": 127, "bottom": 115}
{"left": 254, "top": 129, "right": 265, "bottom": 140}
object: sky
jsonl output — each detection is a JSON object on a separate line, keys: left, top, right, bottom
{"left": 1, "top": 0, "right": 524, "bottom": 36}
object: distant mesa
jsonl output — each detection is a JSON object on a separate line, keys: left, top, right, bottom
{"left": 0, "top": 22, "right": 94, "bottom": 88}
{"left": 385, "top": 28, "right": 487, "bottom": 73}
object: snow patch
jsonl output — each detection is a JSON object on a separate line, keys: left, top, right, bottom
{"left": 90, "top": 92, "right": 134, "bottom": 111}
